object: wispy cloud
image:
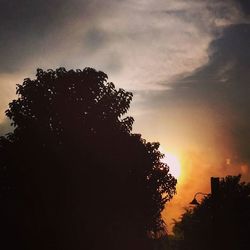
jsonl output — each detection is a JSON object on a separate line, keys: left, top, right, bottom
{"left": 0, "top": 1, "right": 242, "bottom": 82}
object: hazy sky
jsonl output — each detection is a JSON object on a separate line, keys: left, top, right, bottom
{"left": 1, "top": 0, "right": 250, "bottom": 232}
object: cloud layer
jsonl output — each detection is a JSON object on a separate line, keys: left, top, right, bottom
{"left": 0, "top": 0, "right": 245, "bottom": 126}
{"left": 0, "top": 0, "right": 243, "bottom": 84}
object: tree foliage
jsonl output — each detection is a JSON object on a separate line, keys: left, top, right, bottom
{"left": 173, "top": 175, "right": 250, "bottom": 250}
{"left": 0, "top": 68, "right": 176, "bottom": 250}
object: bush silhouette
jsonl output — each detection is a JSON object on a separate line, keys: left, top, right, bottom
{"left": 173, "top": 175, "right": 250, "bottom": 250}
{"left": 0, "top": 68, "right": 176, "bottom": 250}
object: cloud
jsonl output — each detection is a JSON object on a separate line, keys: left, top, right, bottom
{"left": 0, "top": 0, "right": 248, "bottom": 143}
{"left": 78, "top": 0, "right": 243, "bottom": 90}
{"left": 237, "top": 0, "right": 250, "bottom": 16}
{"left": 0, "top": 0, "right": 242, "bottom": 84}
{"left": 137, "top": 21, "right": 250, "bottom": 181}
{"left": 1, "top": 0, "right": 247, "bottom": 157}
{"left": 0, "top": 0, "right": 248, "bottom": 130}
{"left": 132, "top": 9, "right": 250, "bottom": 214}
{"left": 0, "top": 0, "right": 94, "bottom": 73}
{"left": 174, "top": 23, "right": 250, "bottom": 164}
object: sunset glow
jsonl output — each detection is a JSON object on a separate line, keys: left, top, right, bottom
{"left": 1, "top": 1, "right": 250, "bottom": 244}
{"left": 162, "top": 151, "right": 181, "bottom": 179}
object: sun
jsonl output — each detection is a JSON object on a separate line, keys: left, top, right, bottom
{"left": 161, "top": 151, "right": 181, "bottom": 179}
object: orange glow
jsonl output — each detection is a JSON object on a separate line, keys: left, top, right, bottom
{"left": 161, "top": 150, "right": 182, "bottom": 179}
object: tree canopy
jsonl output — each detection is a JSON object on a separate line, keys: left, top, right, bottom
{"left": 0, "top": 68, "right": 176, "bottom": 250}
{"left": 173, "top": 175, "right": 250, "bottom": 250}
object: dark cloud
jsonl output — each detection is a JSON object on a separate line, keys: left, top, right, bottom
{"left": 237, "top": 0, "right": 250, "bottom": 15}
{"left": 0, "top": 0, "right": 90, "bottom": 73}
{"left": 84, "top": 28, "right": 109, "bottom": 51}
{"left": 177, "top": 23, "right": 250, "bottom": 161}
{"left": 172, "top": 24, "right": 250, "bottom": 103}
{"left": 149, "top": 23, "right": 250, "bottom": 165}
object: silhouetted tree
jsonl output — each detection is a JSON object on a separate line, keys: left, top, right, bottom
{"left": 0, "top": 68, "right": 176, "bottom": 250}
{"left": 173, "top": 175, "right": 250, "bottom": 250}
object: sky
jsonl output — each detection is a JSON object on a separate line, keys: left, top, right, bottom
{"left": 1, "top": 0, "right": 250, "bottom": 232}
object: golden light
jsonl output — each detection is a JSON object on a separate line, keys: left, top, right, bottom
{"left": 161, "top": 151, "right": 181, "bottom": 179}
